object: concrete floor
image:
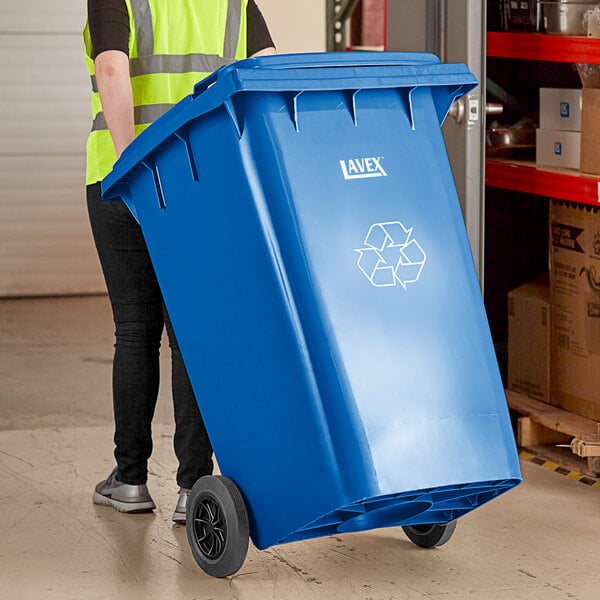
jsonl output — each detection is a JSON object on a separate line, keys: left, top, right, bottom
{"left": 1, "top": 295, "right": 600, "bottom": 600}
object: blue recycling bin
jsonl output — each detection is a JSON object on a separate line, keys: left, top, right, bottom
{"left": 102, "top": 52, "right": 521, "bottom": 576}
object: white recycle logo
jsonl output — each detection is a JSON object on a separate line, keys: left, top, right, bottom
{"left": 355, "top": 222, "right": 427, "bottom": 289}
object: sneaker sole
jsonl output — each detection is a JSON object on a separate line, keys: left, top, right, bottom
{"left": 172, "top": 510, "right": 186, "bottom": 524}
{"left": 93, "top": 491, "right": 156, "bottom": 513}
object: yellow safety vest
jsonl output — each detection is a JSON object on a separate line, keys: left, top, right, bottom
{"left": 83, "top": 0, "right": 248, "bottom": 185}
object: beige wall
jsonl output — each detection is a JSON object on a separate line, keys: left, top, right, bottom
{"left": 257, "top": 0, "right": 326, "bottom": 54}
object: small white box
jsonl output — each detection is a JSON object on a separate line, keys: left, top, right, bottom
{"left": 536, "top": 128, "right": 581, "bottom": 170}
{"left": 539, "top": 88, "right": 582, "bottom": 131}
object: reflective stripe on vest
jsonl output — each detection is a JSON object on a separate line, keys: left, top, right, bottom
{"left": 91, "top": 104, "right": 174, "bottom": 131}
{"left": 131, "top": 0, "right": 155, "bottom": 57}
{"left": 90, "top": 54, "right": 234, "bottom": 94}
{"left": 84, "top": 0, "right": 247, "bottom": 184}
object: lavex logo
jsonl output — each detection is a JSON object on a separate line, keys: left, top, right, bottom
{"left": 340, "top": 157, "right": 387, "bottom": 180}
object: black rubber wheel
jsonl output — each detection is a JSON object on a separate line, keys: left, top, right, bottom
{"left": 402, "top": 520, "right": 457, "bottom": 548}
{"left": 186, "top": 475, "right": 249, "bottom": 577}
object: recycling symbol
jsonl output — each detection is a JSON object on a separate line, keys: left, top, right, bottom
{"left": 355, "top": 222, "right": 427, "bottom": 289}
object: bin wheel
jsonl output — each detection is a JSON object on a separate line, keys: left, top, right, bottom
{"left": 186, "top": 475, "right": 249, "bottom": 578}
{"left": 402, "top": 520, "right": 457, "bottom": 548}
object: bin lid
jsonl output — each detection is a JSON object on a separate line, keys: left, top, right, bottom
{"left": 103, "top": 51, "right": 477, "bottom": 200}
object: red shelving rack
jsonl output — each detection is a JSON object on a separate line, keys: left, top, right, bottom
{"left": 486, "top": 32, "right": 600, "bottom": 203}
{"left": 487, "top": 32, "right": 600, "bottom": 63}
{"left": 485, "top": 158, "right": 600, "bottom": 205}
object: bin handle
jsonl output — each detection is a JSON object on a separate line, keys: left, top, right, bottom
{"left": 192, "top": 52, "right": 442, "bottom": 98}
{"left": 192, "top": 70, "right": 221, "bottom": 97}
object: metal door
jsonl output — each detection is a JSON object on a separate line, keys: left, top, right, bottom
{"left": 385, "top": 0, "right": 486, "bottom": 280}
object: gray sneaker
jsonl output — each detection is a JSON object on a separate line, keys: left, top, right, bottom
{"left": 93, "top": 468, "right": 156, "bottom": 513}
{"left": 172, "top": 487, "right": 190, "bottom": 523}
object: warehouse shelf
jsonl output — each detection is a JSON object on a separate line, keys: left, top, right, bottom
{"left": 486, "top": 33, "right": 600, "bottom": 203}
{"left": 486, "top": 158, "right": 600, "bottom": 206}
{"left": 487, "top": 32, "right": 600, "bottom": 63}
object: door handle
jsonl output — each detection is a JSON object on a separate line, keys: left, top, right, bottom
{"left": 449, "top": 99, "right": 503, "bottom": 124}
{"left": 485, "top": 103, "right": 503, "bottom": 116}
{"left": 449, "top": 98, "right": 466, "bottom": 124}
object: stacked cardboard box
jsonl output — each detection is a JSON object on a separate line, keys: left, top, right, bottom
{"left": 510, "top": 52, "right": 600, "bottom": 421}
{"left": 508, "top": 275, "right": 551, "bottom": 404}
{"left": 574, "top": 63, "right": 600, "bottom": 176}
{"left": 549, "top": 200, "right": 600, "bottom": 420}
{"left": 580, "top": 87, "right": 600, "bottom": 176}
{"left": 536, "top": 88, "right": 581, "bottom": 170}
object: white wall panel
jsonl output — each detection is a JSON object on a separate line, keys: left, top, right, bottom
{"left": 0, "top": 155, "right": 103, "bottom": 297}
{"left": 0, "top": 34, "right": 90, "bottom": 155}
{"left": 3, "top": 0, "right": 86, "bottom": 32}
{"left": 0, "top": 0, "right": 104, "bottom": 296}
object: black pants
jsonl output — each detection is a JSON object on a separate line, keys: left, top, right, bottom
{"left": 87, "top": 183, "right": 213, "bottom": 489}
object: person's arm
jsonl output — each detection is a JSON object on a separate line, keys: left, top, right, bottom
{"left": 94, "top": 50, "right": 135, "bottom": 157}
{"left": 88, "top": 0, "right": 133, "bottom": 157}
{"left": 247, "top": 0, "right": 276, "bottom": 56}
{"left": 250, "top": 46, "right": 276, "bottom": 57}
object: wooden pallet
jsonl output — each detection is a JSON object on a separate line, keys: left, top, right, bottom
{"left": 506, "top": 389, "right": 600, "bottom": 478}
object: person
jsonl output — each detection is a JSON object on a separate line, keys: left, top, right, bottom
{"left": 84, "top": 0, "right": 276, "bottom": 523}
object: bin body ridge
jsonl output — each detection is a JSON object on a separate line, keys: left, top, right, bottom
{"left": 102, "top": 53, "right": 521, "bottom": 550}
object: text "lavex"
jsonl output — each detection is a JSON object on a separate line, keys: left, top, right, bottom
{"left": 339, "top": 157, "right": 387, "bottom": 180}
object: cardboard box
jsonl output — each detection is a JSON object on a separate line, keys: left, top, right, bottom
{"left": 508, "top": 275, "right": 551, "bottom": 403}
{"left": 550, "top": 200, "right": 600, "bottom": 420}
{"left": 539, "top": 88, "right": 582, "bottom": 131}
{"left": 536, "top": 128, "right": 581, "bottom": 170}
{"left": 580, "top": 87, "right": 600, "bottom": 176}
